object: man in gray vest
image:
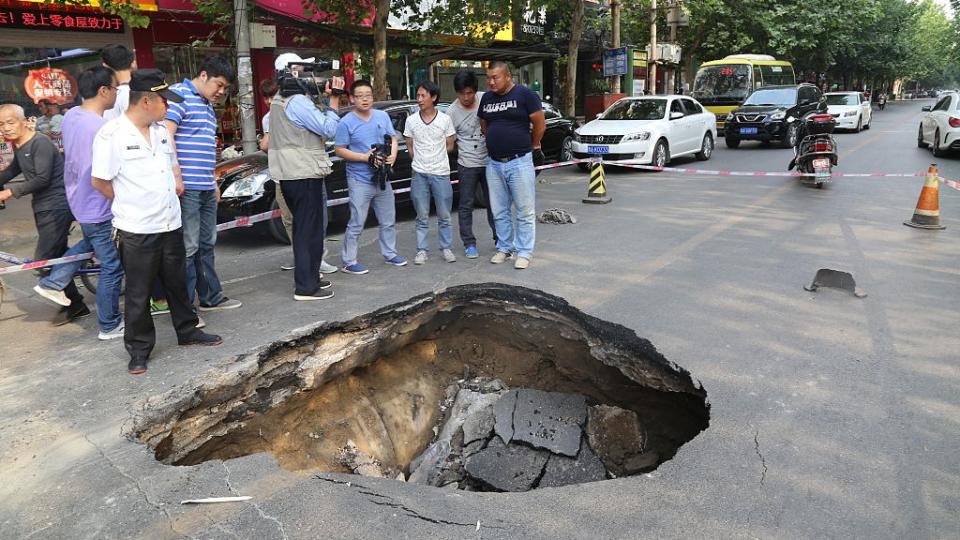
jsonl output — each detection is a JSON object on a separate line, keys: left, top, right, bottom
{"left": 269, "top": 56, "right": 344, "bottom": 300}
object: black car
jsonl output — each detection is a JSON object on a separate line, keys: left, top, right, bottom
{"left": 216, "top": 100, "right": 577, "bottom": 244}
{"left": 724, "top": 84, "right": 827, "bottom": 148}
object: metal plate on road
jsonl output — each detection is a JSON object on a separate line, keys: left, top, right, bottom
{"left": 740, "top": 127, "right": 758, "bottom": 135}
{"left": 588, "top": 146, "right": 610, "bottom": 154}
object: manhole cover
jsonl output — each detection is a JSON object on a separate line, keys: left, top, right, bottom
{"left": 133, "top": 284, "right": 709, "bottom": 492}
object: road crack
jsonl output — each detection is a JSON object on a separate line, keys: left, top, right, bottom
{"left": 223, "top": 462, "right": 288, "bottom": 540}
{"left": 315, "top": 475, "right": 506, "bottom": 530}
{"left": 753, "top": 429, "right": 768, "bottom": 487}
{"left": 82, "top": 433, "right": 196, "bottom": 539}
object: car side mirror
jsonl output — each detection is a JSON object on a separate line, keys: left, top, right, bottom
{"left": 670, "top": 111, "right": 684, "bottom": 120}
{"left": 921, "top": 106, "right": 932, "bottom": 112}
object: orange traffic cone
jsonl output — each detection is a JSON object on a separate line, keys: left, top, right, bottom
{"left": 904, "top": 164, "right": 946, "bottom": 230}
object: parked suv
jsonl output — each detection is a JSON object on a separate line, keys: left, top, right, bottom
{"left": 724, "top": 83, "right": 827, "bottom": 148}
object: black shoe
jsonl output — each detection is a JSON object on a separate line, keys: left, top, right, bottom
{"left": 294, "top": 288, "right": 335, "bottom": 301}
{"left": 51, "top": 302, "right": 91, "bottom": 327}
{"left": 128, "top": 357, "right": 148, "bottom": 375}
{"left": 178, "top": 332, "right": 223, "bottom": 347}
{"left": 319, "top": 278, "right": 332, "bottom": 290}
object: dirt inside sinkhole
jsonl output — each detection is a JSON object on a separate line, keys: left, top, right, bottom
{"left": 137, "top": 284, "right": 710, "bottom": 490}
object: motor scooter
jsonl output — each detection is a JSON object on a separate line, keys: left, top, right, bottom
{"left": 788, "top": 113, "right": 838, "bottom": 188}
{"left": 877, "top": 94, "right": 886, "bottom": 111}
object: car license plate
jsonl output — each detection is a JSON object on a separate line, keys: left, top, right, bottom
{"left": 587, "top": 145, "right": 609, "bottom": 154}
{"left": 813, "top": 158, "right": 830, "bottom": 169}
{"left": 740, "top": 127, "right": 758, "bottom": 135}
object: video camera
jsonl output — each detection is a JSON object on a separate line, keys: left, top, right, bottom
{"left": 277, "top": 60, "right": 345, "bottom": 98}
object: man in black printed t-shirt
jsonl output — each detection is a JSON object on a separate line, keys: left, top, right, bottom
{"left": 476, "top": 61, "right": 545, "bottom": 270}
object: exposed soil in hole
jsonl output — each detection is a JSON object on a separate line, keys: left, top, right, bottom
{"left": 133, "top": 284, "right": 709, "bottom": 490}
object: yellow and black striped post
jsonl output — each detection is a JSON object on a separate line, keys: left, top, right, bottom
{"left": 583, "top": 158, "right": 612, "bottom": 204}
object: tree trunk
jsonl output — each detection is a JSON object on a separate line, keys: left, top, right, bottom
{"left": 373, "top": 0, "right": 390, "bottom": 100}
{"left": 563, "top": 0, "right": 585, "bottom": 117}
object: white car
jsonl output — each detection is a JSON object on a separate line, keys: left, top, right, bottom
{"left": 918, "top": 91, "right": 960, "bottom": 157}
{"left": 825, "top": 92, "right": 871, "bottom": 132}
{"left": 571, "top": 95, "right": 717, "bottom": 169}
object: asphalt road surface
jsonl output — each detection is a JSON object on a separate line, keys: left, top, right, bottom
{"left": 0, "top": 98, "right": 957, "bottom": 539}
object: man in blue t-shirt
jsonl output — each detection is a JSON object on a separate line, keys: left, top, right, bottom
{"left": 477, "top": 61, "right": 545, "bottom": 270}
{"left": 334, "top": 80, "right": 407, "bottom": 274}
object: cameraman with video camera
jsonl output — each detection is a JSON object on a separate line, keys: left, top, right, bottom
{"left": 269, "top": 53, "right": 344, "bottom": 301}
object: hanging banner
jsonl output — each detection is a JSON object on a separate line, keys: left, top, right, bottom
{"left": 0, "top": 7, "right": 126, "bottom": 32}
{"left": 24, "top": 68, "right": 79, "bottom": 105}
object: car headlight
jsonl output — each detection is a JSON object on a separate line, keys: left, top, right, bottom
{"left": 844, "top": 111, "right": 858, "bottom": 117}
{"left": 221, "top": 171, "right": 271, "bottom": 198}
{"left": 726, "top": 113, "right": 735, "bottom": 120}
{"left": 622, "top": 131, "right": 651, "bottom": 142}
{"left": 769, "top": 111, "right": 785, "bottom": 121}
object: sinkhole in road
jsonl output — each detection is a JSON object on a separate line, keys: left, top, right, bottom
{"left": 134, "top": 284, "right": 709, "bottom": 492}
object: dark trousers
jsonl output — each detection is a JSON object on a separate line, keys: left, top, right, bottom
{"left": 33, "top": 209, "right": 84, "bottom": 307}
{"left": 457, "top": 166, "right": 497, "bottom": 248}
{"left": 117, "top": 228, "right": 200, "bottom": 360}
{"left": 280, "top": 178, "right": 327, "bottom": 296}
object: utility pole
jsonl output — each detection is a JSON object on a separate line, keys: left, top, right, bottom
{"left": 649, "top": 0, "right": 657, "bottom": 95}
{"left": 233, "top": 0, "right": 258, "bottom": 155}
{"left": 611, "top": 0, "right": 621, "bottom": 93}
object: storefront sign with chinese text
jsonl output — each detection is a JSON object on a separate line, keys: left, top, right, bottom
{"left": 0, "top": 7, "right": 125, "bottom": 33}
{"left": 24, "top": 68, "right": 80, "bottom": 106}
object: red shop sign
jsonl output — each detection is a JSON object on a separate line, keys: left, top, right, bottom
{"left": 0, "top": 7, "right": 125, "bottom": 33}
{"left": 24, "top": 68, "right": 79, "bottom": 105}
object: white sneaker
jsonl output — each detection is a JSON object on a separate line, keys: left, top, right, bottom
{"left": 442, "top": 249, "right": 456, "bottom": 263}
{"left": 414, "top": 250, "right": 428, "bottom": 265}
{"left": 320, "top": 260, "right": 338, "bottom": 274}
{"left": 490, "top": 251, "right": 513, "bottom": 264}
{"left": 98, "top": 323, "right": 125, "bottom": 341}
{"left": 514, "top": 256, "right": 530, "bottom": 270}
{"left": 33, "top": 284, "right": 71, "bottom": 307}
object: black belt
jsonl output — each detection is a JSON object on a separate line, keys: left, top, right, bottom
{"left": 490, "top": 153, "right": 528, "bottom": 163}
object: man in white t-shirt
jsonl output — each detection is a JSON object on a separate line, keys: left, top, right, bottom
{"left": 101, "top": 44, "right": 136, "bottom": 122}
{"left": 403, "top": 81, "right": 456, "bottom": 265}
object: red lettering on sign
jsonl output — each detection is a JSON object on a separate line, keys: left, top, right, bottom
{"left": 64, "top": 15, "right": 74, "bottom": 27}
{"left": 21, "top": 12, "right": 36, "bottom": 25}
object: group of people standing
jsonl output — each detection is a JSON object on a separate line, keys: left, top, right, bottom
{"left": 1, "top": 50, "right": 545, "bottom": 375}
{"left": 0, "top": 45, "right": 238, "bottom": 375}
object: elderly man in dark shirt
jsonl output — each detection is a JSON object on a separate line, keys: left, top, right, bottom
{"left": 0, "top": 103, "right": 89, "bottom": 324}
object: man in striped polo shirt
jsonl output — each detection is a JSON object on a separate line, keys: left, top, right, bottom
{"left": 165, "top": 55, "right": 242, "bottom": 313}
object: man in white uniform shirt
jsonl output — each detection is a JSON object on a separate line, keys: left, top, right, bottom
{"left": 91, "top": 69, "right": 222, "bottom": 375}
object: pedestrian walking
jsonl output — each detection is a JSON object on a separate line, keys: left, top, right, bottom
{"left": 447, "top": 70, "right": 496, "bottom": 259}
{"left": 91, "top": 69, "right": 222, "bottom": 375}
{"left": 101, "top": 44, "right": 136, "bottom": 121}
{"left": 32, "top": 66, "right": 125, "bottom": 340}
{"left": 267, "top": 54, "right": 344, "bottom": 300}
{"left": 334, "top": 79, "right": 407, "bottom": 274}
{"left": 404, "top": 81, "right": 457, "bottom": 265}
{"left": 477, "top": 61, "right": 546, "bottom": 270}
{"left": 0, "top": 104, "right": 89, "bottom": 325}
{"left": 165, "top": 55, "right": 242, "bottom": 313}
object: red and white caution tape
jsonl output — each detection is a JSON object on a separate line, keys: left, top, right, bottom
{"left": 0, "top": 251, "right": 93, "bottom": 275}
{"left": 939, "top": 176, "right": 960, "bottom": 192}
{"left": 603, "top": 160, "right": 928, "bottom": 178}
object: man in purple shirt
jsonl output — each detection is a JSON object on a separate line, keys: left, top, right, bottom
{"left": 33, "top": 66, "right": 125, "bottom": 340}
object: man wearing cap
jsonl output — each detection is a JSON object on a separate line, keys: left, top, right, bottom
{"left": 92, "top": 69, "right": 222, "bottom": 375}
{"left": 269, "top": 53, "right": 344, "bottom": 300}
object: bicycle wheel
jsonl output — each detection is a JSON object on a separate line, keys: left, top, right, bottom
{"left": 78, "top": 260, "right": 100, "bottom": 294}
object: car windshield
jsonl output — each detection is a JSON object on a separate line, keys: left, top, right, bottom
{"left": 601, "top": 99, "right": 666, "bottom": 120}
{"left": 692, "top": 64, "right": 751, "bottom": 100}
{"left": 743, "top": 88, "right": 797, "bottom": 107}
{"left": 826, "top": 94, "right": 858, "bottom": 106}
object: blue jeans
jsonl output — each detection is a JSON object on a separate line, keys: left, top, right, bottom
{"left": 411, "top": 172, "right": 453, "bottom": 251}
{"left": 486, "top": 153, "right": 536, "bottom": 258}
{"left": 341, "top": 177, "right": 398, "bottom": 266}
{"left": 457, "top": 166, "right": 497, "bottom": 248}
{"left": 180, "top": 189, "right": 225, "bottom": 307}
{"left": 41, "top": 220, "right": 123, "bottom": 332}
